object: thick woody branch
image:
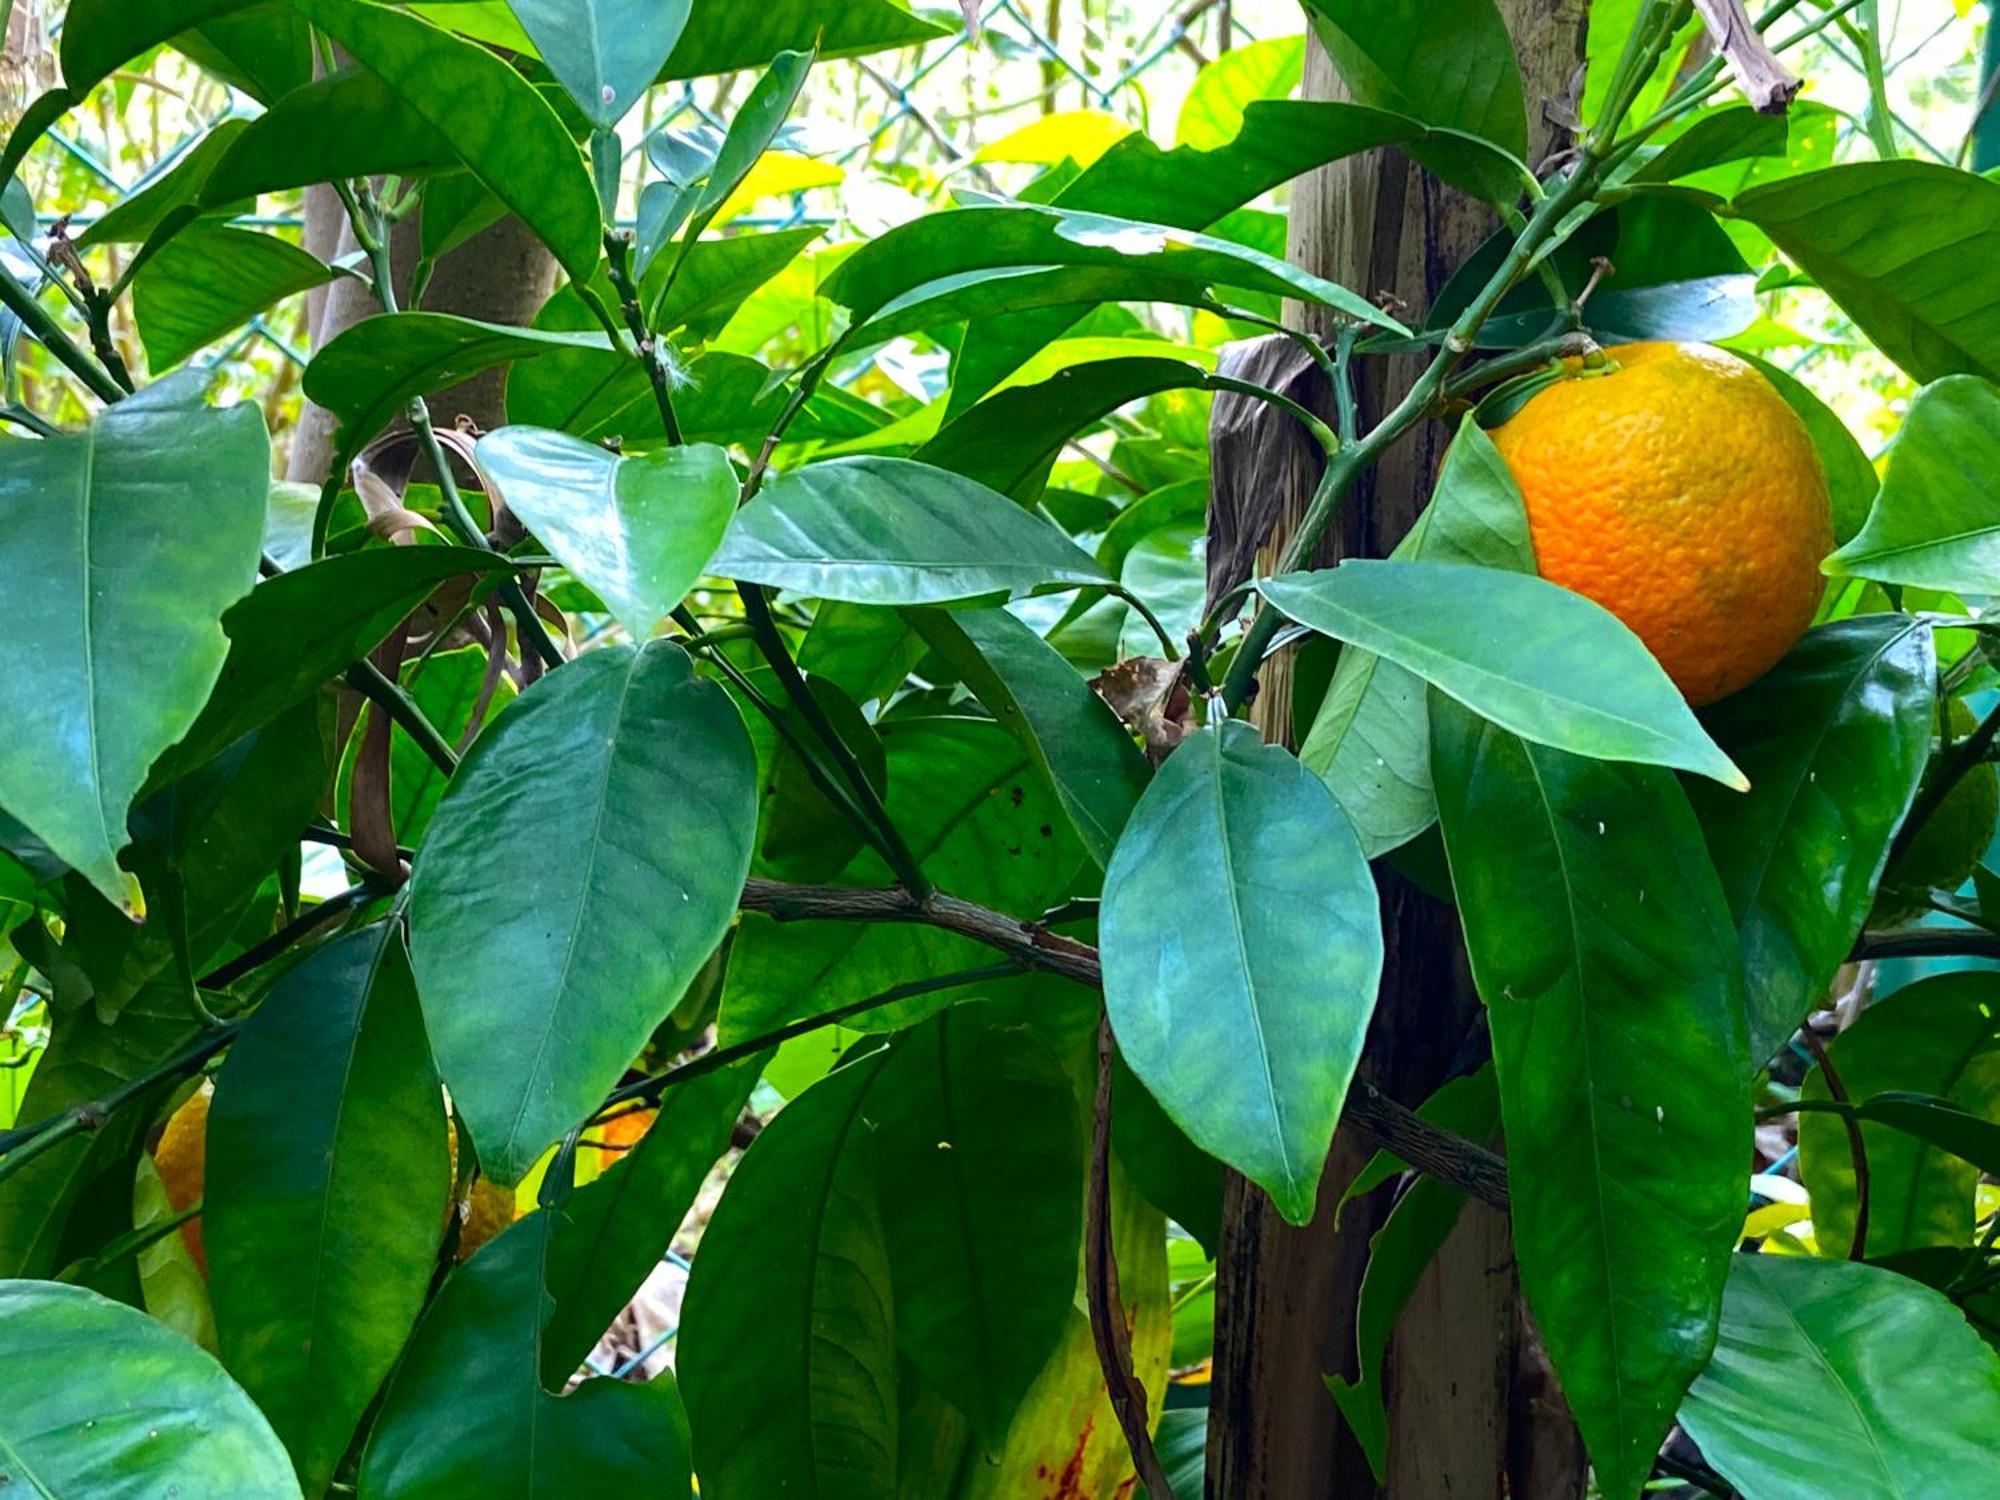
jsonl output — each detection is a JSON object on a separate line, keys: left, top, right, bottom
{"left": 738, "top": 879, "right": 1512, "bottom": 1208}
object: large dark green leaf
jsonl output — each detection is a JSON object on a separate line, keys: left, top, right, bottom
{"left": 506, "top": 0, "right": 692, "bottom": 128}
{"left": 908, "top": 607, "right": 1150, "bottom": 869}
{"left": 0, "top": 388, "right": 267, "bottom": 907}
{"left": 0, "top": 1279, "right": 301, "bottom": 1497}
{"left": 359, "top": 1205, "right": 692, "bottom": 1497}
{"left": 1733, "top": 162, "right": 2000, "bottom": 384}
{"left": 1100, "top": 721, "right": 1383, "bottom": 1226}
{"left": 1798, "top": 1091, "right": 2000, "bottom": 1177}
{"left": 195, "top": 66, "right": 458, "bottom": 207}
{"left": 153, "top": 546, "right": 509, "bottom": 786}
{"left": 475, "top": 430, "right": 736, "bottom": 638}
{"left": 409, "top": 640, "right": 757, "bottom": 1183}
{"left": 679, "top": 1046, "right": 899, "bottom": 1499}
{"left": 721, "top": 718, "right": 1085, "bottom": 1044}
{"left": 1690, "top": 618, "right": 1933, "bottom": 1067}
{"left": 304, "top": 312, "right": 614, "bottom": 453}
{"left": 825, "top": 202, "right": 1405, "bottom": 341}
{"left": 1300, "top": 0, "right": 1527, "bottom": 201}
{"left": 1799, "top": 973, "right": 2000, "bottom": 1258}
{"left": 1680, "top": 1254, "right": 2000, "bottom": 1500}
{"left": 712, "top": 457, "right": 1109, "bottom": 604}
{"left": 60, "top": 0, "right": 262, "bottom": 95}
{"left": 1263, "top": 561, "right": 1745, "bottom": 789}
{"left": 540, "top": 1058, "right": 762, "bottom": 1382}
{"left": 287, "top": 0, "right": 603, "bottom": 284}
{"left": 868, "top": 1008, "right": 1084, "bottom": 1447}
{"left": 175, "top": 3, "right": 315, "bottom": 101}
{"left": 1431, "top": 701, "right": 1748, "bottom": 1500}
{"left": 1299, "top": 419, "right": 1536, "bottom": 858}
{"left": 208, "top": 924, "right": 449, "bottom": 1497}
{"left": 1826, "top": 375, "right": 2000, "bottom": 593}
{"left": 133, "top": 224, "right": 334, "bottom": 370}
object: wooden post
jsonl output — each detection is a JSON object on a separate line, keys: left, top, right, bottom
{"left": 1205, "top": 6, "right": 1590, "bottom": 1495}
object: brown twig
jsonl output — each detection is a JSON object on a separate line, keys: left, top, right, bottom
{"left": 1086, "top": 1016, "right": 1173, "bottom": 1496}
{"left": 1800, "top": 1025, "right": 1870, "bottom": 1261}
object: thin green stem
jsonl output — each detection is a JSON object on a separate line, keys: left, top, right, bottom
{"left": 1108, "top": 585, "right": 1182, "bottom": 662}
{"left": 1889, "top": 696, "right": 2000, "bottom": 865}
{"left": 0, "top": 261, "right": 126, "bottom": 403}
{"left": 347, "top": 660, "right": 459, "bottom": 776}
{"left": 605, "top": 231, "right": 683, "bottom": 444}
{"left": 1204, "top": 373, "right": 1338, "bottom": 456}
{"left": 1841, "top": 4, "right": 1902, "bottom": 159}
{"left": 596, "top": 961, "right": 1023, "bottom": 1116}
{"left": 739, "top": 585, "right": 933, "bottom": 897}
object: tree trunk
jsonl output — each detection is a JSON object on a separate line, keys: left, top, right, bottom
{"left": 1205, "top": 6, "right": 1590, "bottom": 1496}
{"left": 284, "top": 195, "right": 558, "bottom": 484}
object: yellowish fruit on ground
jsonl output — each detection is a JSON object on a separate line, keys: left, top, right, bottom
{"left": 152, "top": 1082, "right": 212, "bottom": 1276}
{"left": 456, "top": 1177, "right": 519, "bottom": 1261}
{"left": 1491, "top": 341, "right": 1833, "bottom": 707}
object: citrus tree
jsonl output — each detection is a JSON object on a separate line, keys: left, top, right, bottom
{"left": 0, "top": 1, "right": 1998, "bottom": 1497}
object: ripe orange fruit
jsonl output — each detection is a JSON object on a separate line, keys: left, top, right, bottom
{"left": 599, "top": 1105, "right": 657, "bottom": 1153}
{"left": 152, "top": 1083, "right": 211, "bottom": 1276}
{"left": 1490, "top": 342, "right": 1832, "bottom": 707}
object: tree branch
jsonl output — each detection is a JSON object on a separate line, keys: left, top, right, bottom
{"left": 737, "top": 879, "right": 1513, "bottom": 1207}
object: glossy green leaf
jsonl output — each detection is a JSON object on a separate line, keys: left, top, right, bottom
{"left": 359, "top": 1205, "right": 692, "bottom": 1498}
{"left": 1300, "top": 0, "right": 1527, "bottom": 201}
{"left": 506, "top": 0, "right": 692, "bottom": 127}
{"left": 1629, "top": 105, "right": 1792, "bottom": 185}
{"left": 1177, "top": 35, "right": 1305, "bottom": 147}
{"left": 133, "top": 224, "right": 333, "bottom": 371}
{"left": 1101, "top": 721, "right": 1383, "bottom": 1226}
{"left": 1112, "top": 1051, "right": 1222, "bottom": 1259}
{"left": 826, "top": 202, "right": 1406, "bottom": 341}
{"left": 1744, "top": 355, "right": 1878, "bottom": 546}
{"left": 153, "top": 546, "right": 510, "bottom": 787}
{"left": 195, "top": 66, "right": 458, "bottom": 207}
{"left": 870, "top": 1008, "right": 1085, "bottom": 1447}
{"left": 0, "top": 388, "right": 267, "bottom": 907}
{"left": 908, "top": 607, "right": 1150, "bottom": 868}
{"left": 1299, "top": 419, "right": 1536, "bottom": 857}
{"left": 208, "top": 924, "right": 449, "bottom": 1497}
{"left": 1681, "top": 1254, "right": 2000, "bottom": 1500}
{"left": 947, "top": 100, "right": 1416, "bottom": 411}
{"left": 1733, "top": 162, "right": 2000, "bottom": 384}
{"left": 0, "top": 1278, "right": 301, "bottom": 1497}
{"left": 304, "top": 311, "right": 613, "bottom": 453}
{"left": 175, "top": 3, "right": 315, "bottom": 102}
{"left": 409, "top": 640, "right": 756, "bottom": 1183}
{"left": 722, "top": 718, "right": 1085, "bottom": 1043}
{"left": 1797, "top": 1091, "right": 2000, "bottom": 1177}
{"left": 60, "top": 0, "right": 263, "bottom": 95}
{"left": 78, "top": 119, "right": 250, "bottom": 246}
{"left": 751, "top": 673, "right": 885, "bottom": 883}
{"left": 1431, "top": 702, "right": 1748, "bottom": 1500}
{"left": 688, "top": 51, "right": 812, "bottom": 229}
{"left": 475, "top": 430, "right": 737, "bottom": 638}
{"left": 679, "top": 1045, "right": 899, "bottom": 1499}
{"left": 287, "top": 0, "right": 602, "bottom": 284}
{"left": 1262, "top": 560, "right": 1745, "bottom": 790}
{"left": 1827, "top": 375, "right": 2000, "bottom": 594}
{"left": 1689, "top": 617, "right": 1933, "bottom": 1067}
{"left": 540, "top": 1058, "right": 762, "bottom": 1383}
{"left": 1799, "top": 973, "right": 2000, "bottom": 1258}
{"left": 917, "top": 357, "right": 1207, "bottom": 502}
{"left": 712, "top": 457, "right": 1109, "bottom": 604}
